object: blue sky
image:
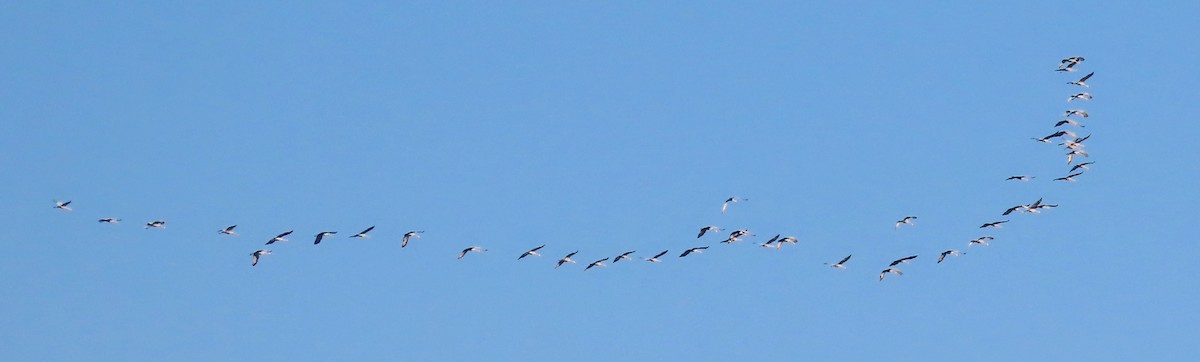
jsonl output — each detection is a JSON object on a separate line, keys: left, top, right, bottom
{"left": 2, "top": 1, "right": 1198, "bottom": 360}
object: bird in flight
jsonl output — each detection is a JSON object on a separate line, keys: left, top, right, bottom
{"left": 696, "top": 225, "right": 722, "bottom": 238}
{"left": 1033, "top": 130, "right": 1076, "bottom": 143}
{"left": 1055, "top": 61, "right": 1078, "bottom": 72}
{"left": 458, "top": 246, "right": 486, "bottom": 259}
{"left": 145, "top": 220, "right": 166, "bottom": 229}
{"left": 1068, "top": 92, "right": 1092, "bottom": 101}
{"left": 218, "top": 225, "right": 238, "bottom": 236}
{"left": 758, "top": 234, "right": 781, "bottom": 248}
{"left": 895, "top": 216, "right": 917, "bottom": 229}
{"left": 968, "top": 236, "right": 994, "bottom": 247}
{"left": 826, "top": 254, "right": 852, "bottom": 269}
{"left": 613, "top": 250, "right": 636, "bottom": 263}
{"left": 879, "top": 268, "right": 903, "bottom": 281}
{"left": 251, "top": 249, "right": 271, "bottom": 266}
{"left": 937, "top": 249, "right": 964, "bottom": 263}
{"left": 643, "top": 250, "right": 669, "bottom": 263}
{"left": 1002, "top": 204, "right": 1030, "bottom": 216}
{"left": 1054, "top": 172, "right": 1084, "bottom": 182}
{"left": 1059, "top": 56, "right": 1084, "bottom": 68}
{"left": 1069, "top": 162, "right": 1094, "bottom": 173}
{"left": 585, "top": 258, "right": 609, "bottom": 270}
{"left": 98, "top": 218, "right": 121, "bottom": 223}
{"left": 53, "top": 200, "right": 73, "bottom": 211}
{"left": 721, "top": 229, "right": 751, "bottom": 243}
{"left": 1066, "top": 149, "right": 1090, "bottom": 164}
{"left": 265, "top": 230, "right": 293, "bottom": 245}
{"left": 979, "top": 220, "right": 1010, "bottom": 228}
{"left": 721, "top": 197, "right": 747, "bottom": 213}
{"left": 1063, "top": 109, "right": 1089, "bottom": 118}
{"left": 888, "top": 255, "right": 918, "bottom": 267}
{"left": 1068, "top": 72, "right": 1094, "bottom": 87}
{"left": 1006, "top": 175, "right": 1034, "bottom": 181}
{"left": 1054, "top": 119, "right": 1085, "bottom": 128}
{"left": 680, "top": 246, "right": 709, "bottom": 257}
{"left": 401, "top": 231, "right": 424, "bottom": 248}
{"left": 556, "top": 251, "right": 579, "bottom": 268}
{"left": 518, "top": 244, "right": 545, "bottom": 260}
{"left": 350, "top": 226, "right": 374, "bottom": 238}
{"left": 313, "top": 231, "right": 337, "bottom": 245}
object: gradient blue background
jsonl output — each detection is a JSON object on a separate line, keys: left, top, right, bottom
{"left": 2, "top": 1, "right": 1197, "bottom": 361}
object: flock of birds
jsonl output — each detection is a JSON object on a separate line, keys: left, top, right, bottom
{"left": 46, "top": 57, "right": 1096, "bottom": 281}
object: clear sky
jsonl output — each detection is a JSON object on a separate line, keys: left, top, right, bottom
{"left": 2, "top": 1, "right": 1198, "bottom": 361}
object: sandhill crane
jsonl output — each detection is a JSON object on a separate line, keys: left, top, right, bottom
{"left": 556, "top": 251, "right": 579, "bottom": 268}
{"left": 680, "top": 246, "right": 709, "bottom": 257}
{"left": 518, "top": 244, "right": 545, "bottom": 260}
{"left": 937, "top": 249, "right": 964, "bottom": 263}
{"left": 53, "top": 200, "right": 72, "bottom": 211}
{"left": 265, "top": 230, "right": 292, "bottom": 245}
{"left": 895, "top": 216, "right": 917, "bottom": 229}
{"left": 1006, "top": 175, "right": 1034, "bottom": 181}
{"left": 98, "top": 218, "right": 121, "bottom": 223}
{"left": 1064, "top": 109, "right": 1089, "bottom": 118}
{"left": 401, "top": 231, "right": 424, "bottom": 248}
{"left": 585, "top": 258, "right": 609, "bottom": 270}
{"left": 458, "top": 246, "right": 486, "bottom": 259}
{"left": 613, "top": 251, "right": 636, "bottom": 263}
{"left": 879, "top": 268, "right": 903, "bottom": 281}
{"left": 145, "top": 220, "right": 166, "bottom": 229}
{"left": 1068, "top": 93, "right": 1092, "bottom": 101}
{"left": 697, "top": 225, "right": 722, "bottom": 238}
{"left": 644, "top": 250, "right": 669, "bottom": 263}
{"left": 1068, "top": 72, "right": 1094, "bottom": 87}
{"left": 721, "top": 197, "right": 747, "bottom": 213}
{"left": 826, "top": 254, "right": 851, "bottom": 269}
{"left": 888, "top": 255, "right": 918, "bottom": 267}
{"left": 218, "top": 225, "right": 238, "bottom": 236}
{"left": 313, "top": 231, "right": 337, "bottom": 245}
{"left": 350, "top": 226, "right": 374, "bottom": 238}
{"left": 251, "top": 249, "right": 271, "bottom": 266}
{"left": 980, "top": 220, "right": 1010, "bottom": 228}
